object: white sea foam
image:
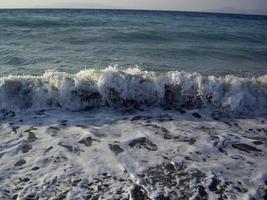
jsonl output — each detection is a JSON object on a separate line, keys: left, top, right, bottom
{"left": 0, "top": 67, "right": 266, "bottom": 115}
{"left": 0, "top": 108, "right": 266, "bottom": 199}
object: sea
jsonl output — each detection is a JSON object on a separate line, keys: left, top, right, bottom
{"left": 0, "top": 9, "right": 266, "bottom": 200}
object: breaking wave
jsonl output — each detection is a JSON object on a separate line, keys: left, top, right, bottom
{"left": 0, "top": 67, "right": 266, "bottom": 115}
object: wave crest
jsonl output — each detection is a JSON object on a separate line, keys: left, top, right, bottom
{"left": 0, "top": 67, "right": 266, "bottom": 115}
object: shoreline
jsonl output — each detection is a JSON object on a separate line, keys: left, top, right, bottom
{"left": 0, "top": 108, "right": 266, "bottom": 199}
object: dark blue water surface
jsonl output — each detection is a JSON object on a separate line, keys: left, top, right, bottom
{"left": 0, "top": 9, "right": 266, "bottom": 75}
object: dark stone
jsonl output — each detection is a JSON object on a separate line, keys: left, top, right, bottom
{"left": 252, "top": 141, "right": 264, "bottom": 145}
{"left": 91, "top": 195, "right": 100, "bottom": 200}
{"left": 78, "top": 137, "right": 93, "bottom": 147}
{"left": 54, "top": 190, "right": 69, "bottom": 200}
{"left": 131, "top": 116, "right": 152, "bottom": 121}
{"left": 175, "top": 107, "right": 186, "bottom": 114}
{"left": 0, "top": 188, "right": 10, "bottom": 194}
{"left": 116, "top": 187, "right": 124, "bottom": 195}
{"left": 163, "top": 134, "right": 173, "bottom": 140}
{"left": 109, "top": 144, "right": 124, "bottom": 155}
{"left": 165, "top": 163, "right": 176, "bottom": 172}
{"left": 14, "top": 159, "right": 26, "bottom": 167}
{"left": 24, "top": 127, "right": 38, "bottom": 133}
{"left": 3, "top": 111, "right": 16, "bottom": 119}
{"left": 24, "top": 194, "right": 39, "bottom": 200}
{"left": 48, "top": 176, "right": 58, "bottom": 186}
{"left": 44, "top": 146, "right": 53, "bottom": 153}
{"left": 11, "top": 126, "right": 20, "bottom": 133}
{"left": 263, "top": 189, "right": 267, "bottom": 200}
{"left": 20, "top": 143, "right": 32, "bottom": 153}
{"left": 59, "top": 120, "right": 68, "bottom": 126}
{"left": 21, "top": 177, "right": 30, "bottom": 182}
{"left": 160, "top": 127, "right": 170, "bottom": 134}
{"left": 192, "top": 112, "right": 201, "bottom": 118}
{"left": 211, "top": 110, "right": 223, "bottom": 120}
{"left": 34, "top": 109, "right": 46, "bottom": 115}
{"left": 48, "top": 126, "right": 60, "bottom": 131}
{"left": 234, "top": 186, "right": 248, "bottom": 193}
{"left": 31, "top": 167, "right": 39, "bottom": 171}
{"left": 232, "top": 143, "right": 262, "bottom": 153}
{"left": 58, "top": 142, "right": 73, "bottom": 152}
{"left": 129, "top": 137, "right": 158, "bottom": 151}
{"left": 142, "top": 162, "right": 206, "bottom": 199}
{"left": 122, "top": 99, "right": 139, "bottom": 110}
{"left": 79, "top": 91, "right": 101, "bottom": 102}
{"left": 198, "top": 185, "right": 208, "bottom": 198}
{"left": 131, "top": 185, "right": 150, "bottom": 200}
{"left": 146, "top": 124, "right": 173, "bottom": 139}
{"left": 28, "top": 132, "right": 38, "bottom": 142}
{"left": 76, "top": 125, "right": 88, "bottom": 128}
{"left": 184, "top": 156, "right": 192, "bottom": 160}
{"left": 164, "top": 85, "right": 174, "bottom": 107}
{"left": 145, "top": 124, "right": 161, "bottom": 129}
{"left": 157, "top": 114, "right": 173, "bottom": 122}
{"left": 72, "top": 179, "right": 82, "bottom": 186}
{"left": 11, "top": 194, "right": 18, "bottom": 200}
{"left": 155, "top": 194, "right": 171, "bottom": 200}
{"left": 181, "top": 138, "right": 196, "bottom": 145}
{"left": 209, "top": 177, "right": 220, "bottom": 192}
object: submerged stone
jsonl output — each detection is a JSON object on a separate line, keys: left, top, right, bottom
{"left": 27, "top": 132, "right": 38, "bottom": 142}
{"left": 78, "top": 136, "right": 93, "bottom": 147}
{"left": 209, "top": 177, "right": 221, "bottom": 192}
{"left": 58, "top": 142, "right": 73, "bottom": 152}
{"left": 175, "top": 107, "right": 186, "bottom": 114}
{"left": 131, "top": 185, "right": 150, "bottom": 200}
{"left": 129, "top": 137, "right": 158, "bottom": 151}
{"left": 131, "top": 116, "right": 152, "bottom": 121}
{"left": 109, "top": 144, "right": 124, "bottom": 155}
{"left": 14, "top": 159, "right": 26, "bottom": 167}
{"left": 232, "top": 143, "right": 262, "bottom": 153}
{"left": 20, "top": 143, "right": 32, "bottom": 153}
{"left": 192, "top": 112, "right": 201, "bottom": 118}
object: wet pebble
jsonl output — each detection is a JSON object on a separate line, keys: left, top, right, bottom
{"left": 131, "top": 185, "right": 150, "bottom": 200}
{"left": 128, "top": 137, "right": 158, "bottom": 151}
{"left": 14, "top": 159, "right": 26, "bottom": 167}
{"left": 79, "top": 136, "right": 93, "bottom": 147}
{"left": 20, "top": 143, "right": 32, "bottom": 153}
{"left": 31, "top": 167, "right": 39, "bottom": 171}
{"left": 232, "top": 143, "right": 262, "bottom": 153}
{"left": 109, "top": 144, "right": 124, "bottom": 155}
{"left": 192, "top": 112, "right": 201, "bottom": 118}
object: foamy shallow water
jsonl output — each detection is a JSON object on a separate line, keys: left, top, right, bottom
{"left": 0, "top": 108, "right": 266, "bottom": 199}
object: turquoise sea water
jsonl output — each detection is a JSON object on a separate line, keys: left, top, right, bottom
{"left": 0, "top": 9, "right": 266, "bottom": 76}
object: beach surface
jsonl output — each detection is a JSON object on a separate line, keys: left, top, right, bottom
{"left": 0, "top": 68, "right": 266, "bottom": 199}
{"left": 0, "top": 108, "right": 266, "bottom": 199}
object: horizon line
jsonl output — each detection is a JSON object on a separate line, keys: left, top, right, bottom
{"left": 0, "top": 8, "right": 266, "bottom": 16}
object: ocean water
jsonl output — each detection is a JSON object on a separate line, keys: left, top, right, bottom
{"left": 0, "top": 9, "right": 267, "bottom": 200}
{"left": 0, "top": 9, "right": 266, "bottom": 114}
{"left": 0, "top": 9, "right": 267, "bottom": 75}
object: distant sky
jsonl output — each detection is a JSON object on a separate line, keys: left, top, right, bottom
{"left": 0, "top": 0, "right": 267, "bottom": 15}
